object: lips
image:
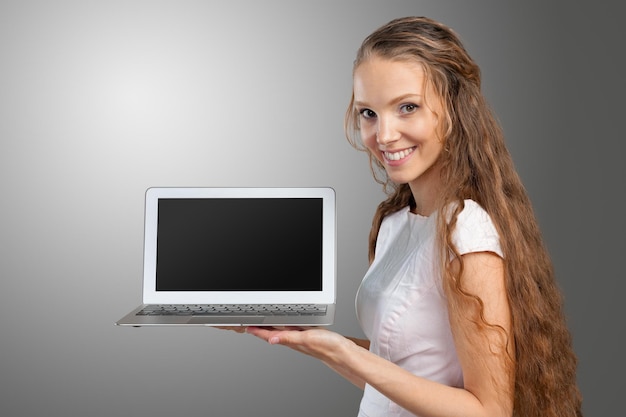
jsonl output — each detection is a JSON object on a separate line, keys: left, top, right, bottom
{"left": 383, "top": 147, "right": 416, "bottom": 162}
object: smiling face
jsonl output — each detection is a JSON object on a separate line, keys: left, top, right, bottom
{"left": 353, "top": 57, "right": 445, "bottom": 213}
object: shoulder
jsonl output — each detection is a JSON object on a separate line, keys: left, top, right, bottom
{"left": 380, "top": 205, "right": 411, "bottom": 228}
{"left": 451, "top": 200, "right": 503, "bottom": 258}
{"left": 375, "top": 206, "right": 410, "bottom": 248}
{"left": 456, "top": 200, "right": 492, "bottom": 226}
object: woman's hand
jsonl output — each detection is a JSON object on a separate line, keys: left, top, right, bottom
{"left": 246, "top": 326, "right": 367, "bottom": 387}
{"left": 214, "top": 326, "right": 368, "bottom": 389}
{"left": 246, "top": 326, "right": 346, "bottom": 358}
{"left": 213, "top": 325, "right": 316, "bottom": 336}
{"left": 214, "top": 326, "right": 248, "bottom": 334}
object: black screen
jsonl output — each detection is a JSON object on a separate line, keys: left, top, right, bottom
{"left": 155, "top": 198, "right": 323, "bottom": 291}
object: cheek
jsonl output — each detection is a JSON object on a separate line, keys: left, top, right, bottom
{"left": 360, "top": 126, "right": 378, "bottom": 152}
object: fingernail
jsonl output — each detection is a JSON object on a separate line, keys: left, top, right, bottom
{"left": 269, "top": 336, "right": 280, "bottom": 344}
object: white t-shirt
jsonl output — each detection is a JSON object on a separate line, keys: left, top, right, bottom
{"left": 355, "top": 200, "right": 503, "bottom": 417}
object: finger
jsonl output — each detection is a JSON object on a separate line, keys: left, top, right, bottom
{"left": 214, "top": 326, "right": 248, "bottom": 333}
{"left": 245, "top": 326, "right": 275, "bottom": 339}
{"left": 246, "top": 327, "right": 291, "bottom": 344}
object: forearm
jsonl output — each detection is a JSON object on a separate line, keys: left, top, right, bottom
{"left": 246, "top": 327, "right": 508, "bottom": 416}
{"left": 345, "top": 336, "right": 370, "bottom": 350}
{"left": 323, "top": 336, "right": 369, "bottom": 389}
{"left": 339, "top": 341, "right": 506, "bottom": 417}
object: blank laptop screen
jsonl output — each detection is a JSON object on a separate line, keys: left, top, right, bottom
{"left": 155, "top": 198, "right": 323, "bottom": 292}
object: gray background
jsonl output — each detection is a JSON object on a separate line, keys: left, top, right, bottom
{"left": 1, "top": 1, "right": 622, "bottom": 416}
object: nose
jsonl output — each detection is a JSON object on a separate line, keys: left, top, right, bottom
{"left": 376, "top": 115, "right": 400, "bottom": 145}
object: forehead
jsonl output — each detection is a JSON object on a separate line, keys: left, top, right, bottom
{"left": 353, "top": 57, "right": 429, "bottom": 101}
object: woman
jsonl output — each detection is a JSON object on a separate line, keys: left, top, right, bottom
{"left": 246, "top": 16, "right": 582, "bottom": 417}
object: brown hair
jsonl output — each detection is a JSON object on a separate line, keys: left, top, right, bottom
{"left": 345, "top": 16, "right": 582, "bottom": 417}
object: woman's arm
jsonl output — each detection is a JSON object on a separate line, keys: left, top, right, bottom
{"left": 345, "top": 336, "right": 370, "bottom": 350}
{"left": 327, "top": 336, "right": 370, "bottom": 389}
{"left": 247, "top": 251, "right": 514, "bottom": 417}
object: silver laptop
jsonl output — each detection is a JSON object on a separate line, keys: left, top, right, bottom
{"left": 115, "top": 187, "right": 336, "bottom": 327}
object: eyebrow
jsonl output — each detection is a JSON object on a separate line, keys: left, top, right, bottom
{"left": 354, "top": 93, "right": 423, "bottom": 108}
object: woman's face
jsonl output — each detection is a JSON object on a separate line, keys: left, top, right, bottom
{"left": 353, "top": 57, "right": 444, "bottom": 191}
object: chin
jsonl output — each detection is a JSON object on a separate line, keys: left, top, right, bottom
{"left": 386, "top": 172, "right": 416, "bottom": 185}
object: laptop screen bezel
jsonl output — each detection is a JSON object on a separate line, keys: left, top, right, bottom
{"left": 141, "top": 187, "right": 336, "bottom": 304}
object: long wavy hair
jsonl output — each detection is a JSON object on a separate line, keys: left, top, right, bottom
{"left": 345, "top": 17, "right": 582, "bottom": 417}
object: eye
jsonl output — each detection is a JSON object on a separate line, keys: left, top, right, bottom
{"left": 400, "top": 103, "right": 419, "bottom": 114}
{"left": 359, "top": 108, "right": 377, "bottom": 119}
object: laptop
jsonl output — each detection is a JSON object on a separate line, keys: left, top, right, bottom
{"left": 115, "top": 187, "right": 336, "bottom": 327}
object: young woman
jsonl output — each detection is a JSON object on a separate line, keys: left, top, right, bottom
{"left": 246, "top": 16, "right": 582, "bottom": 417}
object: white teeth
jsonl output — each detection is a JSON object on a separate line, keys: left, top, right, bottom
{"left": 384, "top": 147, "right": 415, "bottom": 161}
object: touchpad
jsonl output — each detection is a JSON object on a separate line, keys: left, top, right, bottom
{"left": 188, "top": 316, "right": 265, "bottom": 325}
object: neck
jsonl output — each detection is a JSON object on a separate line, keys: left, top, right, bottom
{"left": 408, "top": 164, "right": 442, "bottom": 217}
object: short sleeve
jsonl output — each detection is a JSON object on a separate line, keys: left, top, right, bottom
{"left": 452, "top": 200, "right": 503, "bottom": 258}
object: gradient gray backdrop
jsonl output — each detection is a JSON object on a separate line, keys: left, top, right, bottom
{"left": 1, "top": 1, "right": 622, "bottom": 416}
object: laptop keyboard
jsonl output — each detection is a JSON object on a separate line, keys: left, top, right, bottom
{"left": 137, "top": 304, "right": 327, "bottom": 317}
